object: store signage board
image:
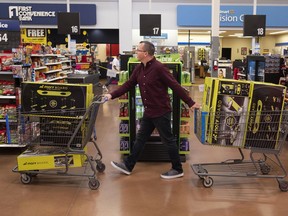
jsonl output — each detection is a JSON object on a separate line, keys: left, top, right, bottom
{"left": 177, "top": 5, "right": 288, "bottom": 28}
{"left": 57, "top": 12, "right": 80, "bottom": 35}
{"left": 0, "top": 19, "right": 20, "bottom": 50}
{"left": 140, "top": 14, "right": 161, "bottom": 36}
{"left": 0, "top": 3, "right": 96, "bottom": 25}
{"left": 21, "top": 28, "right": 47, "bottom": 44}
{"left": 243, "top": 15, "right": 266, "bottom": 37}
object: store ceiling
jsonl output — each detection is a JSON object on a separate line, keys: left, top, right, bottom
{"left": 84, "top": 0, "right": 288, "bottom": 37}
{"left": 91, "top": 0, "right": 288, "bottom": 3}
{"left": 178, "top": 29, "right": 288, "bottom": 38}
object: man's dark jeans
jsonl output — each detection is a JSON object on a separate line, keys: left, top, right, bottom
{"left": 124, "top": 112, "right": 183, "bottom": 172}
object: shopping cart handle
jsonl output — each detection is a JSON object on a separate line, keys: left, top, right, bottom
{"left": 93, "top": 95, "right": 108, "bottom": 104}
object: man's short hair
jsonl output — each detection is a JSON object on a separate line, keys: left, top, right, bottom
{"left": 139, "top": 41, "right": 155, "bottom": 56}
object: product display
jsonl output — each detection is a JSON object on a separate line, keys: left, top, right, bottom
{"left": 17, "top": 149, "right": 86, "bottom": 171}
{"left": 120, "top": 61, "right": 191, "bottom": 161}
{"left": 0, "top": 59, "right": 22, "bottom": 146}
{"left": 201, "top": 77, "right": 286, "bottom": 150}
{"left": 205, "top": 78, "right": 252, "bottom": 147}
{"left": 244, "top": 83, "right": 286, "bottom": 149}
{"left": 21, "top": 82, "right": 94, "bottom": 112}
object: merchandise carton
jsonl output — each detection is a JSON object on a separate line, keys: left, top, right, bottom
{"left": 21, "top": 82, "right": 94, "bottom": 112}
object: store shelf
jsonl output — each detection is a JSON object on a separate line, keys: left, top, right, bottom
{"left": 0, "top": 71, "right": 13, "bottom": 75}
{"left": 29, "top": 54, "right": 70, "bottom": 83}
{"left": 0, "top": 69, "right": 24, "bottom": 148}
{"left": 44, "top": 69, "right": 62, "bottom": 74}
{"left": 34, "top": 66, "right": 47, "bottom": 70}
{"left": 0, "top": 144, "right": 27, "bottom": 148}
{"left": 0, "top": 95, "right": 16, "bottom": 99}
{"left": 182, "top": 83, "right": 192, "bottom": 87}
{"left": 45, "top": 62, "right": 61, "bottom": 66}
{"left": 119, "top": 133, "right": 130, "bottom": 137}
{"left": 180, "top": 134, "right": 189, "bottom": 138}
{"left": 119, "top": 117, "right": 129, "bottom": 121}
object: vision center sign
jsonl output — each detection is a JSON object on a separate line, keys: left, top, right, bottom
{"left": 219, "top": 9, "right": 246, "bottom": 23}
{"left": 0, "top": 3, "right": 96, "bottom": 25}
{"left": 177, "top": 5, "right": 288, "bottom": 28}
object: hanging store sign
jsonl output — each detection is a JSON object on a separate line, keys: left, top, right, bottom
{"left": 21, "top": 28, "right": 47, "bottom": 44}
{"left": 243, "top": 15, "right": 266, "bottom": 37}
{"left": 144, "top": 33, "right": 168, "bottom": 39}
{"left": 0, "top": 19, "right": 20, "bottom": 50}
{"left": 177, "top": 5, "right": 288, "bottom": 28}
{"left": 140, "top": 14, "right": 161, "bottom": 36}
{"left": 57, "top": 12, "right": 80, "bottom": 35}
{"left": 0, "top": 3, "right": 96, "bottom": 25}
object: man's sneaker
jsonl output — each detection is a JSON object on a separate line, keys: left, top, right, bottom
{"left": 160, "top": 169, "right": 184, "bottom": 179}
{"left": 111, "top": 161, "right": 131, "bottom": 175}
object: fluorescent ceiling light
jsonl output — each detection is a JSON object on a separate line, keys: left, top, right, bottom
{"left": 270, "top": 30, "right": 288, "bottom": 35}
{"left": 229, "top": 33, "right": 243, "bottom": 37}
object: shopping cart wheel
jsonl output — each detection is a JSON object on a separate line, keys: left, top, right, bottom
{"left": 20, "top": 174, "right": 32, "bottom": 184}
{"left": 277, "top": 179, "right": 288, "bottom": 192}
{"left": 96, "top": 162, "right": 106, "bottom": 173}
{"left": 88, "top": 178, "right": 100, "bottom": 190}
{"left": 203, "top": 177, "right": 213, "bottom": 188}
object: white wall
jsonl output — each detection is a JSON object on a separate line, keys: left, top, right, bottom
{"left": 221, "top": 38, "right": 251, "bottom": 60}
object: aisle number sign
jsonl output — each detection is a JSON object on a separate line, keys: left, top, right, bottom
{"left": 243, "top": 15, "right": 266, "bottom": 37}
{"left": 21, "top": 28, "right": 47, "bottom": 44}
{"left": 57, "top": 12, "right": 80, "bottom": 35}
{"left": 0, "top": 31, "right": 8, "bottom": 43}
{"left": 0, "top": 19, "right": 20, "bottom": 50}
{"left": 140, "top": 14, "right": 161, "bottom": 36}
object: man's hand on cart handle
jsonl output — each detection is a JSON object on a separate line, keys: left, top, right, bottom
{"left": 190, "top": 103, "right": 201, "bottom": 112}
{"left": 104, "top": 94, "right": 112, "bottom": 101}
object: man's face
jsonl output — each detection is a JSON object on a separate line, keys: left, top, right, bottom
{"left": 135, "top": 43, "right": 147, "bottom": 61}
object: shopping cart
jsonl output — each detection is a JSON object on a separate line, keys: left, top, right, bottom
{"left": 12, "top": 95, "right": 107, "bottom": 190}
{"left": 192, "top": 108, "right": 288, "bottom": 192}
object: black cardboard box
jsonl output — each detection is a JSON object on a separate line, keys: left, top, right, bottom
{"left": 21, "top": 82, "right": 93, "bottom": 112}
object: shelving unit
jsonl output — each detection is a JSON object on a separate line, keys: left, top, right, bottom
{"left": 118, "top": 60, "right": 191, "bottom": 161}
{"left": 0, "top": 70, "right": 23, "bottom": 147}
{"left": 30, "top": 54, "right": 69, "bottom": 83}
{"left": 60, "top": 57, "right": 73, "bottom": 77}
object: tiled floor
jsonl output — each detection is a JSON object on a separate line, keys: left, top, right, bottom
{"left": 1, "top": 78, "right": 288, "bottom": 216}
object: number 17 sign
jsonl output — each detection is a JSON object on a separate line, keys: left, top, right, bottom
{"left": 140, "top": 14, "right": 161, "bottom": 36}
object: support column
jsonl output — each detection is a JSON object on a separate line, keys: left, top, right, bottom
{"left": 210, "top": 0, "right": 220, "bottom": 77}
{"left": 119, "top": 0, "right": 133, "bottom": 53}
{"left": 251, "top": 0, "right": 257, "bottom": 54}
{"left": 66, "top": 0, "right": 71, "bottom": 51}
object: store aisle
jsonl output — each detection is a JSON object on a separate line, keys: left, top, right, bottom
{"left": 1, "top": 79, "right": 288, "bottom": 216}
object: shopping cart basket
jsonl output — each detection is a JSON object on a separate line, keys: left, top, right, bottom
{"left": 12, "top": 95, "right": 107, "bottom": 190}
{"left": 192, "top": 108, "right": 288, "bottom": 192}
